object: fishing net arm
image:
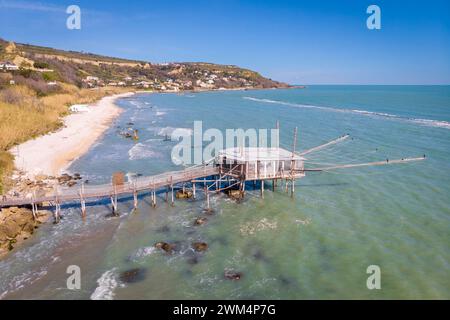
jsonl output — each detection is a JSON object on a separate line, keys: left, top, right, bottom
{"left": 298, "top": 134, "right": 350, "bottom": 156}
{"left": 304, "top": 156, "right": 426, "bottom": 172}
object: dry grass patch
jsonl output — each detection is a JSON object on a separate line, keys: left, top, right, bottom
{"left": 0, "top": 84, "right": 129, "bottom": 192}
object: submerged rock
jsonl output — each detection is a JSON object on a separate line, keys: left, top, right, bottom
{"left": 194, "top": 217, "right": 207, "bottom": 226}
{"left": 224, "top": 270, "right": 243, "bottom": 281}
{"left": 155, "top": 241, "right": 175, "bottom": 254}
{"left": 119, "top": 268, "right": 146, "bottom": 283}
{"left": 192, "top": 242, "right": 208, "bottom": 252}
{"left": 157, "top": 225, "right": 171, "bottom": 233}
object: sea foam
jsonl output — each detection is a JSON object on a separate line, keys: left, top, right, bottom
{"left": 90, "top": 269, "right": 119, "bottom": 300}
{"left": 128, "top": 143, "right": 160, "bottom": 160}
{"left": 244, "top": 97, "right": 450, "bottom": 129}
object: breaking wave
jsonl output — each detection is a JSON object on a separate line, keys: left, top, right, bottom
{"left": 90, "top": 269, "right": 119, "bottom": 300}
{"left": 128, "top": 143, "right": 160, "bottom": 160}
{"left": 243, "top": 97, "right": 450, "bottom": 129}
{"left": 157, "top": 127, "right": 193, "bottom": 137}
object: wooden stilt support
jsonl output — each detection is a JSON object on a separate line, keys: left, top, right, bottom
{"left": 54, "top": 198, "right": 61, "bottom": 224}
{"left": 285, "top": 179, "right": 289, "bottom": 193}
{"left": 111, "top": 186, "right": 118, "bottom": 216}
{"left": 152, "top": 184, "right": 157, "bottom": 208}
{"left": 206, "top": 186, "right": 210, "bottom": 211}
{"left": 291, "top": 179, "right": 295, "bottom": 198}
{"left": 192, "top": 182, "right": 196, "bottom": 199}
{"left": 52, "top": 188, "right": 61, "bottom": 223}
{"left": 170, "top": 176, "right": 174, "bottom": 206}
{"left": 79, "top": 182, "right": 86, "bottom": 218}
{"left": 261, "top": 180, "right": 265, "bottom": 199}
{"left": 133, "top": 184, "right": 138, "bottom": 210}
{"left": 272, "top": 179, "right": 275, "bottom": 192}
{"left": 31, "top": 198, "right": 37, "bottom": 221}
{"left": 165, "top": 180, "right": 169, "bottom": 203}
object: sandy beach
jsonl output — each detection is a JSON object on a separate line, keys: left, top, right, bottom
{"left": 10, "top": 92, "right": 135, "bottom": 178}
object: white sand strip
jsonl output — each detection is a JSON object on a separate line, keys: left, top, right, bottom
{"left": 10, "top": 92, "right": 135, "bottom": 178}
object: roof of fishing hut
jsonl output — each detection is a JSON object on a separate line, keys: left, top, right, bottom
{"left": 217, "top": 147, "right": 304, "bottom": 163}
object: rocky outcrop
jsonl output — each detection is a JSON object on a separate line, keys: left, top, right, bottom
{"left": 176, "top": 189, "right": 193, "bottom": 199}
{"left": 0, "top": 206, "right": 50, "bottom": 258}
{"left": 119, "top": 268, "right": 146, "bottom": 283}
{"left": 194, "top": 217, "right": 208, "bottom": 226}
{"left": 224, "top": 270, "right": 243, "bottom": 280}
{"left": 154, "top": 241, "right": 175, "bottom": 254}
{"left": 192, "top": 242, "right": 208, "bottom": 252}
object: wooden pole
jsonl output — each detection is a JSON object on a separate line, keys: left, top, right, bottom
{"left": 152, "top": 185, "right": 156, "bottom": 208}
{"left": 111, "top": 185, "right": 118, "bottom": 216}
{"left": 192, "top": 182, "right": 196, "bottom": 199}
{"left": 133, "top": 185, "right": 138, "bottom": 210}
{"left": 292, "top": 126, "right": 298, "bottom": 156}
{"left": 165, "top": 181, "right": 169, "bottom": 202}
{"left": 291, "top": 178, "right": 295, "bottom": 198}
{"left": 261, "top": 180, "right": 264, "bottom": 199}
{"left": 31, "top": 199, "right": 37, "bottom": 221}
{"left": 170, "top": 176, "right": 174, "bottom": 206}
{"left": 53, "top": 188, "right": 61, "bottom": 223}
{"left": 205, "top": 185, "right": 210, "bottom": 211}
{"left": 79, "top": 182, "right": 86, "bottom": 217}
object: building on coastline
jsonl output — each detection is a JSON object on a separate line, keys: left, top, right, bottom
{"left": 217, "top": 147, "right": 305, "bottom": 181}
{"left": 0, "top": 61, "right": 19, "bottom": 71}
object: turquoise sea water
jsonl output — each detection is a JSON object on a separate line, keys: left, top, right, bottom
{"left": 1, "top": 86, "right": 449, "bottom": 299}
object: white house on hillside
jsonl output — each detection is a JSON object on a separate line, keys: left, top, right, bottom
{"left": 0, "top": 61, "right": 19, "bottom": 71}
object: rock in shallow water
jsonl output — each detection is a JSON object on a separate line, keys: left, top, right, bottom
{"left": 192, "top": 242, "right": 208, "bottom": 252}
{"left": 119, "top": 268, "right": 146, "bottom": 283}
{"left": 155, "top": 241, "right": 175, "bottom": 254}
{"left": 194, "top": 217, "right": 207, "bottom": 226}
{"left": 224, "top": 270, "right": 243, "bottom": 281}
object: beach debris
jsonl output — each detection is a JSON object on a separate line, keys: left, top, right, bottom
{"left": 224, "top": 270, "right": 243, "bottom": 281}
{"left": 154, "top": 241, "right": 175, "bottom": 254}
{"left": 194, "top": 217, "right": 208, "bottom": 226}
{"left": 192, "top": 242, "right": 208, "bottom": 252}
{"left": 119, "top": 268, "right": 146, "bottom": 284}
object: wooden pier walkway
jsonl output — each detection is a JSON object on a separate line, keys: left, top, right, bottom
{"left": 0, "top": 161, "right": 219, "bottom": 208}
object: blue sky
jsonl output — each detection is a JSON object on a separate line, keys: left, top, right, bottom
{"left": 0, "top": 0, "right": 449, "bottom": 84}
